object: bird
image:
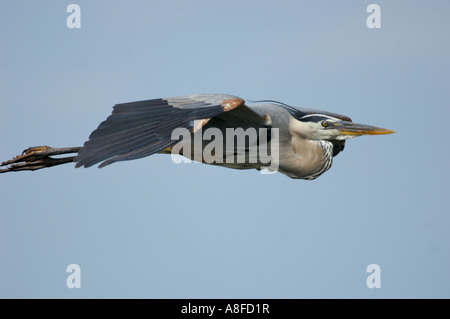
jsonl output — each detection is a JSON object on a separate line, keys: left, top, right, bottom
{"left": 0, "top": 94, "right": 394, "bottom": 179}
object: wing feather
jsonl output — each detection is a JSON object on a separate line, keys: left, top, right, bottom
{"left": 74, "top": 94, "right": 245, "bottom": 168}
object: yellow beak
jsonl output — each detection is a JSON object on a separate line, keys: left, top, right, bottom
{"left": 337, "top": 121, "right": 395, "bottom": 136}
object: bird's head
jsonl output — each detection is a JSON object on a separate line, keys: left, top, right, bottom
{"left": 289, "top": 113, "right": 394, "bottom": 141}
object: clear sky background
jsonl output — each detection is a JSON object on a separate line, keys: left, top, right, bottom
{"left": 0, "top": 0, "right": 449, "bottom": 298}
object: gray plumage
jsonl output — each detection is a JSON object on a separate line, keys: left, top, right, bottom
{"left": 74, "top": 94, "right": 394, "bottom": 180}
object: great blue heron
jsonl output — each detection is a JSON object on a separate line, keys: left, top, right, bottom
{"left": 0, "top": 94, "right": 394, "bottom": 179}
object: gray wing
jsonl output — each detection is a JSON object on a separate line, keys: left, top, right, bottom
{"left": 74, "top": 94, "right": 247, "bottom": 168}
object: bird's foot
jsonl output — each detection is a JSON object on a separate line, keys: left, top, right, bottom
{"left": 0, "top": 146, "right": 82, "bottom": 174}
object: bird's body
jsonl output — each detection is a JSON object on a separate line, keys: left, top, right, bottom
{"left": 73, "top": 94, "right": 394, "bottom": 180}
{"left": 248, "top": 103, "right": 338, "bottom": 179}
{"left": 195, "top": 102, "right": 335, "bottom": 179}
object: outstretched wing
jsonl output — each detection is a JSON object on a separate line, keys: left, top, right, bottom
{"left": 74, "top": 94, "right": 246, "bottom": 168}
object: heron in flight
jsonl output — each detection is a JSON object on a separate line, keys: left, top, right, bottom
{"left": 0, "top": 94, "right": 394, "bottom": 179}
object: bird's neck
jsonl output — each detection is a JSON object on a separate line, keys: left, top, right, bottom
{"left": 287, "top": 134, "right": 333, "bottom": 180}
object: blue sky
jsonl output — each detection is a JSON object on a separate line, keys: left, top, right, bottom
{"left": 1, "top": 0, "right": 449, "bottom": 298}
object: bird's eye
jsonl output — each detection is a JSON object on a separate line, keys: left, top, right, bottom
{"left": 322, "top": 121, "right": 329, "bottom": 127}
